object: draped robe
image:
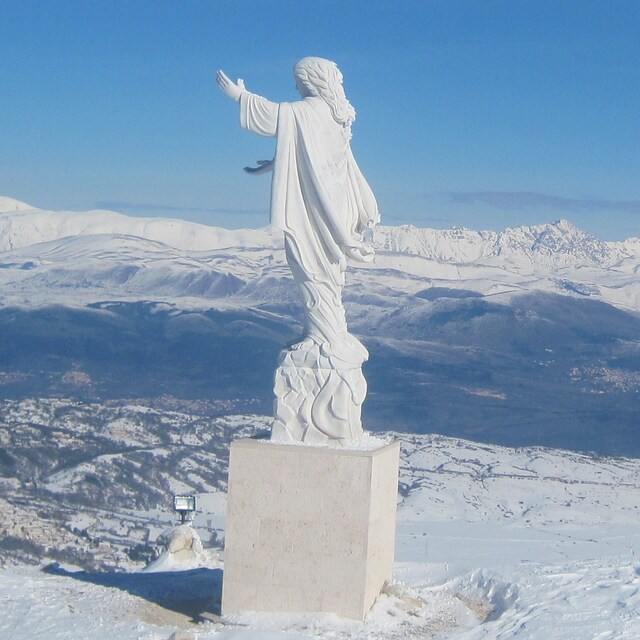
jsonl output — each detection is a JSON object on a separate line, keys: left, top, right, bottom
{"left": 240, "top": 91, "right": 379, "bottom": 364}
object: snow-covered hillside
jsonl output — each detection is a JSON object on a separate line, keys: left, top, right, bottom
{"left": 1, "top": 197, "right": 638, "bottom": 270}
{"left": 1, "top": 406, "right": 638, "bottom": 639}
{"left": 373, "top": 218, "right": 618, "bottom": 268}
{"left": 1, "top": 198, "right": 639, "bottom": 638}
{"left": 0, "top": 196, "right": 280, "bottom": 253}
{"left": 1, "top": 197, "right": 638, "bottom": 309}
{"left": 0, "top": 196, "right": 34, "bottom": 213}
{"left": 0, "top": 197, "right": 638, "bottom": 455}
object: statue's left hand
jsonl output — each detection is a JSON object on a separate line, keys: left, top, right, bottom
{"left": 216, "top": 70, "right": 246, "bottom": 101}
{"left": 244, "top": 160, "right": 274, "bottom": 175}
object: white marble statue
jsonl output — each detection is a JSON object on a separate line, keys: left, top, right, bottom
{"left": 217, "top": 57, "right": 379, "bottom": 445}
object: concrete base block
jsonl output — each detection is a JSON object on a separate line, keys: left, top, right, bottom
{"left": 222, "top": 439, "right": 400, "bottom": 620}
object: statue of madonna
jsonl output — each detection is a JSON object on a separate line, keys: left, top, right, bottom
{"left": 217, "top": 57, "right": 379, "bottom": 445}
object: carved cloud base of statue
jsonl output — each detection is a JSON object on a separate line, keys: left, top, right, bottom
{"left": 272, "top": 340, "right": 368, "bottom": 446}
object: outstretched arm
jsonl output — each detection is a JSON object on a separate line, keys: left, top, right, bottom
{"left": 218, "top": 69, "right": 278, "bottom": 137}
{"left": 216, "top": 70, "right": 246, "bottom": 102}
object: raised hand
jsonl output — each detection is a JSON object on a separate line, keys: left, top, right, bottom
{"left": 243, "top": 159, "right": 274, "bottom": 175}
{"left": 216, "top": 70, "right": 246, "bottom": 101}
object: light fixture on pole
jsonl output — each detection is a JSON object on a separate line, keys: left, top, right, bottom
{"left": 173, "top": 494, "right": 197, "bottom": 525}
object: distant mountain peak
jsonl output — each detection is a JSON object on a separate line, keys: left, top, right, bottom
{"left": 0, "top": 196, "right": 635, "bottom": 271}
{"left": 0, "top": 196, "right": 34, "bottom": 213}
{"left": 492, "top": 218, "right": 611, "bottom": 264}
{"left": 552, "top": 218, "right": 577, "bottom": 229}
{"left": 372, "top": 217, "right": 621, "bottom": 269}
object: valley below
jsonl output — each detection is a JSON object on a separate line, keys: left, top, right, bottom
{"left": 1, "top": 198, "right": 639, "bottom": 638}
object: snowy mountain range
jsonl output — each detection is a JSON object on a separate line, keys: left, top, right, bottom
{"left": 1, "top": 197, "right": 639, "bottom": 638}
{"left": 1, "top": 196, "right": 638, "bottom": 308}
{"left": 2, "top": 195, "right": 639, "bottom": 270}
{"left": 0, "top": 196, "right": 638, "bottom": 455}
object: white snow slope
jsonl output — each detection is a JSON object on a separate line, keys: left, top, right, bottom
{"left": 1, "top": 196, "right": 638, "bottom": 310}
{"left": 1, "top": 199, "right": 638, "bottom": 638}
{"left": 1, "top": 429, "right": 639, "bottom": 640}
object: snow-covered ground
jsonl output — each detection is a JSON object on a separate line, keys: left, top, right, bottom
{"left": 1, "top": 431, "right": 638, "bottom": 639}
{"left": 1, "top": 198, "right": 638, "bottom": 637}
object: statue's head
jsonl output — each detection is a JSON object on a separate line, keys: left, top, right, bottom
{"left": 294, "top": 57, "right": 356, "bottom": 133}
{"left": 294, "top": 57, "right": 342, "bottom": 97}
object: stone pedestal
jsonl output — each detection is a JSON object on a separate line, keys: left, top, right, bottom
{"left": 222, "top": 439, "right": 400, "bottom": 620}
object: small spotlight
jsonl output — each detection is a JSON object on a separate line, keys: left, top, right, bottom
{"left": 173, "top": 494, "right": 197, "bottom": 525}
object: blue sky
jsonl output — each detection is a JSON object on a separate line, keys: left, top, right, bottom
{"left": 1, "top": 0, "right": 639, "bottom": 240}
